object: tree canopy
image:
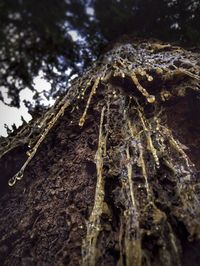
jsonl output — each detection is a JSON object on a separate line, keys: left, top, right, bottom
{"left": 0, "top": 0, "right": 199, "bottom": 108}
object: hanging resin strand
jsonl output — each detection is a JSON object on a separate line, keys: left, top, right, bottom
{"left": 8, "top": 96, "right": 72, "bottom": 187}
{"left": 79, "top": 76, "right": 101, "bottom": 127}
{"left": 82, "top": 106, "right": 107, "bottom": 266}
{"left": 130, "top": 71, "right": 155, "bottom": 103}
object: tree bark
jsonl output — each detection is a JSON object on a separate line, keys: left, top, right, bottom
{"left": 0, "top": 38, "right": 200, "bottom": 266}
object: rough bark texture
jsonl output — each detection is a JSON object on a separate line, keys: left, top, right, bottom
{"left": 0, "top": 39, "right": 200, "bottom": 266}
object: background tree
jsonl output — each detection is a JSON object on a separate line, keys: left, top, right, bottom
{"left": 0, "top": 0, "right": 199, "bottom": 109}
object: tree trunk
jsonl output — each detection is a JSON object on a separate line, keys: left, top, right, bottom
{"left": 0, "top": 38, "right": 200, "bottom": 266}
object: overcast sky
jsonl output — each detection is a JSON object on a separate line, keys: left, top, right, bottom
{"left": 0, "top": 30, "right": 82, "bottom": 137}
{"left": 0, "top": 75, "right": 54, "bottom": 137}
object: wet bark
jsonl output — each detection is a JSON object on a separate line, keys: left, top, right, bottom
{"left": 0, "top": 39, "right": 200, "bottom": 266}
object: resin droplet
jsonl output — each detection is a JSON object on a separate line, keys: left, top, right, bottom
{"left": 147, "top": 76, "right": 153, "bottom": 82}
{"left": 8, "top": 176, "right": 16, "bottom": 187}
{"left": 156, "top": 68, "right": 163, "bottom": 75}
{"left": 16, "top": 171, "right": 23, "bottom": 180}
{"left": 26, "top": 150, "right": 32, "bottom": 156}
{"left": 26, "top": 148, "right": 36, "bottom": 156}
{"left": 147, "top": 95, "right": 155, "bottom": 103}
{"left": 79, "top": 117, "right": 85, "bottom": 127}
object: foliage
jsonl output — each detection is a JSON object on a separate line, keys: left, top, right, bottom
{"left": 94, "top": 0, "right": 200, "bottom": 44}
{"left": 0, "top": 0, "right": 199, "bottom": 108}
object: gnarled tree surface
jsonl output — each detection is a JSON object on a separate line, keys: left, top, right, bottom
{"left": 0, "top": 39, "right": 200, "bottom": 266}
